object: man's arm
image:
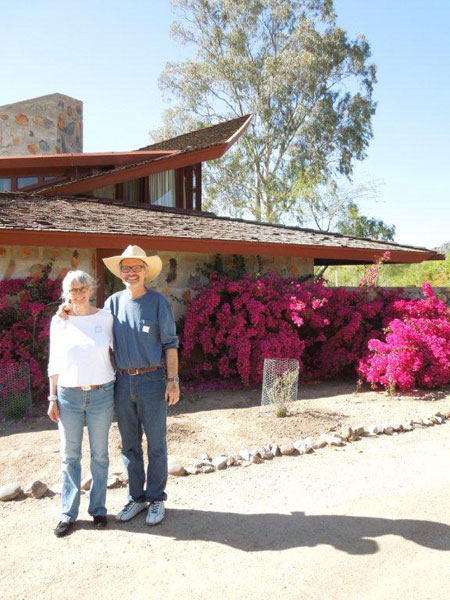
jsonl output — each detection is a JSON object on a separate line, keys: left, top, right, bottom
{"left": 165, "top": 347, "right": 179, "bottom": 406}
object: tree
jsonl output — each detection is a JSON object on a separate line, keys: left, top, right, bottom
{"left": 336, "top": 202, "right": 395, "bottom": 241}
{"left": 299, "top": 178, "right": 394, "bottom": 241}
{"left": 154, "top": 0, "right": 377, "bottom": 223}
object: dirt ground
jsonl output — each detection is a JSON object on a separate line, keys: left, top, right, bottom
{"left": 1, "top": 380, "right": 449, "bottom": 485}
{"left": 1, "top": 380, "right": 450, "bottom": 600}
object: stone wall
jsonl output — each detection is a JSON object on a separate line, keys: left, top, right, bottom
{"left": 0, "top": 245, "right": 313, "bottom": 321}
{"left": 0, "top": 246, "right": 95, "bottom": 282}
{"left": 149, "top": 251, "right": 314, "bottom": 321}
{"left": 0, "top": 93, "right": 83, "bottom": 156}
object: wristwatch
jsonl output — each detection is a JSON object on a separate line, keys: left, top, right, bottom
{"left": 167, "top": 377, "right": 180, "bottom": 383}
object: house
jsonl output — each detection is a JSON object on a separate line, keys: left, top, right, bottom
{"left": 0, "top": 94, "right": 444, "bottom": 319}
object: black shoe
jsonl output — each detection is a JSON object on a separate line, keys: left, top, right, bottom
{"left": 93, "top": 515, "right": 107, "bottom": 529}
{"left": 54, "top": 520, "right": 73, "bottom": 538}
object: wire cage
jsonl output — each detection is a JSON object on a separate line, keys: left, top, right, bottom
{"left": 0, "top": 363, "right": 32, "bottom": 421}
{"left": 261, "top": 358, "right": 299, "bottom": 411}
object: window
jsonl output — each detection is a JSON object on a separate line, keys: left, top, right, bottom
{"left": 122, "top": 179, "right": 142, "bottom": 203}
{"left": 0, "top": 178, "right": 11, "bottom": 191}
{"left": 17, "top": 176, "right": 39, "bottom": 189}
{"left": 43, "top": 175, "right": 57, "bottom": 182}
{"left": 149, "top": 171, "right": 176, "bottom": 207}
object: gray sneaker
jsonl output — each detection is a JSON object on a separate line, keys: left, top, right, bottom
{"left": 116, "top": 500, "right": 147, "bottom": 522}
{"left": 145, "top": 500, "right": 165, "bottom": 526}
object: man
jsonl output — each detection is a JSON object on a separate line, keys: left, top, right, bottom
{"left": 102, "top": 245, "right": 180, "bottom": 525}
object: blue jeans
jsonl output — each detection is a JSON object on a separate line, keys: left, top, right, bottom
{"left": 115, "top": 368, "right": 168, "bottom": 503}
{"left": 57, "top": 382, "right": 114, "bottom": 522}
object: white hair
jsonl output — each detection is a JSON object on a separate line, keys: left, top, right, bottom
{"left": 61, "top": 270, "right": 96, "bottom": 302}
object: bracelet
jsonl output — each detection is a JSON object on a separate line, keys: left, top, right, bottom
{"left": 48, "top": 395, "right": 57, "bottom": 402}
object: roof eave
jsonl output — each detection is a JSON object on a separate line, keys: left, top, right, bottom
{"left": 37, "top": 115, "right": 253, "bottom": 197}
{"left": 0, "top": 228, "right": 441, "bottom": 265}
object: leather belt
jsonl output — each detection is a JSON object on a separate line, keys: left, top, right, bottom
{"left": 78, "top": 385, "right": 100, "bottom": 391}
{"left": 118, "top": 366, "right": 160, "bottom": 376}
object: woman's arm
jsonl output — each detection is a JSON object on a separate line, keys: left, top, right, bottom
{"left": 47, "top": 374, "right": 60, "bottom": 423}
{"left": 47, "top": 318, "right": 61, "bottom": 422}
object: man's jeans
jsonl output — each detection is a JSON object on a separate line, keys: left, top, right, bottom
{"left": 58, "top": 382, "right": 114, "bottom": 522}
{"left": 115, "top": 368, "right": 168, "bottom": 503}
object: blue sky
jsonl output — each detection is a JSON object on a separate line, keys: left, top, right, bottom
{"left": 2, "top": 0, "right": 449, "bottom": 249}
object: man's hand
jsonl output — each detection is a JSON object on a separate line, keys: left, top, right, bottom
{"left": 56, "top": 303, "right": 73, "bottom": 320}
{"left": 47, "top": 401, "right": 60, "bottom": 423}
{"left": 165, "top": 381, "right": 180, "bottom": 406}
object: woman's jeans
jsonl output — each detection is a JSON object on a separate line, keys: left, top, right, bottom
{"left": 58, "top": 382, "right": 114, "bottom": 522}
{"left": 115, "top": 368, "right": 168, "bottom": 503}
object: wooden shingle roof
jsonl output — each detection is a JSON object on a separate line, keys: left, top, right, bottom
{"left": 0, "top": 192, "right": 443, "bottom": 265}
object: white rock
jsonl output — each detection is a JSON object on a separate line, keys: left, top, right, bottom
{"left": 185, "top": 464, "right": 201, "bottom": 475}
{"left": 168, "top": 463, "right": 186, "bottom": 476}
{"left": 0, "top": 483, "right": 21, "bottom": 501}
{"left": 200, "top": 452, "right": 212, "bottom": 461}
{"left": 191, "top": 460, "right": 205, "bottom": 469}
{"left": 383, "top": 426, "right": 394, "bottom": 435}
{"left": 239, "top": 449, "right": 251, "bottom": 461}
{"left": 226, "top": 456, "right": 237, "bottom": 467}
{"left": 423, "top": 418, "right": 433, "bottom": 426}
{"left": 280, "top": 444, "right": 295, "bottom": 455}
{"left": 202, "top": 465, "right": 215, "bottom": 474}
{"left": 81, "top": 474, "right": 92, "bottom": 490}
{"left": 212, "top": 455, "right": 228, "bottom": 470}
{"left": 302, "top": 437, "right": 314, "bottom": 453}
{"left": 270, "top": 444, "right": 281, "bottom": 457}
{"left": 293, "top": 440, "right": 309, "bottom": 455}
{"left": 402, "top": 422, "right": 414, "bottom": 432}
{"left": 328, "top": 435, "right": 345, "bottom": 447}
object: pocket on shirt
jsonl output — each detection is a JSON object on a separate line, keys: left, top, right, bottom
{"left": 139, "top": 319, "right": 160, "bottom": 341}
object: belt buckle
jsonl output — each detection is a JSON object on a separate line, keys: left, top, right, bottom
{"left": 81, "top": 385, "right": 92, "bottom": 391}
{"left": 129, "top": 369, "right": 139, "bottom": 376}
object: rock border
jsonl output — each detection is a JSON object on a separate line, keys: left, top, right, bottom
{"left": 168, "top": 409, "right": 450, "bottom": 477}
{"left": 1, "top": 410, "right": 449, "bottom": 500}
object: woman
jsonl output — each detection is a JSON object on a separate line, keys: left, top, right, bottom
{"left": 47, "top": 270, "right": 115, "bottom": 538}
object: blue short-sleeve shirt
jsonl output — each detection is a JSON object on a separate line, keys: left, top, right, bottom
{"left": 104, "top": 288, "right": 178, "bottom": 369}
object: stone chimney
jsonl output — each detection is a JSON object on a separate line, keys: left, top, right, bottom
{"left": 0, "top": 93, "right": 83, "bottom": 156}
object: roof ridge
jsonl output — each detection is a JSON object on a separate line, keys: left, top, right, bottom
{"left": 138, "top": 114, "right": 252, "bottom": 152}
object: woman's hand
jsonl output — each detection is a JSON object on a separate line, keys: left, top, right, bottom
{"left": 56, "top": 303, "right": 73, "bottom": 320}
{"left": 47, "top": 401, "right": 60, "bottom": 422}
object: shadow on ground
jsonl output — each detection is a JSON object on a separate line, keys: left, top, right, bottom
{"left": 74, "top": 510, "right": 450, "bottom": 555}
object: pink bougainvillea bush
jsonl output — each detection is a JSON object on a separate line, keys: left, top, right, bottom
{"left": 181, "top": 270, "right": 449, "bottom": 393}
{"left": 181, "top": 272, "right": 306, "bottom": 386}
{"left": 180, "top": 271, "right": 397, "bottom": 386}
{"left": 358, "top": 282, "right": 450, "bottom": 392}
{"left": 0, "top": 268, "right": 61, "bottom": 404}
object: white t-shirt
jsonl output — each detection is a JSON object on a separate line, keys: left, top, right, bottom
{"left": 48, "top": 309, "right": 115, "bottom": 387}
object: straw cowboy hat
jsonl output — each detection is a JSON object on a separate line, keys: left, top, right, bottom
{"left": 103, "top": 245, "right": 162, "bottom": 281}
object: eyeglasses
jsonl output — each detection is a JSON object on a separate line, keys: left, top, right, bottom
{"left": 69, "top": 286, "right": 89, "bottom": 294}
{"left": 119, "top": 265, "right": 146, "bottom": 273}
